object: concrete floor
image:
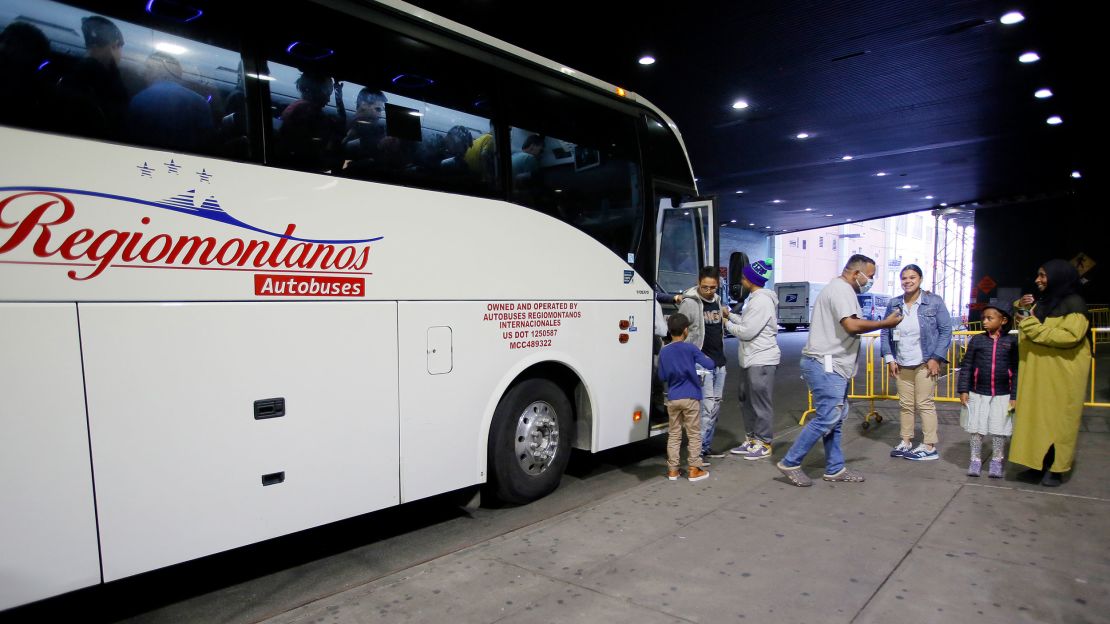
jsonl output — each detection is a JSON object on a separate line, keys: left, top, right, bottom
{"left": 255, "top": 404, "right": 1110, "bottom": 624}
{"left": 5, "top": 332, "right": 1108, "bottom": 623}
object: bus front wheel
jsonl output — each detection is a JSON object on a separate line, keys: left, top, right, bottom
{"left": 487, "top": 378, "right": 572, "bottom": 504}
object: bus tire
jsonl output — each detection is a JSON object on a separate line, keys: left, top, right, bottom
{"left": 486, "top": 378, "right": 572, "bottom": 505}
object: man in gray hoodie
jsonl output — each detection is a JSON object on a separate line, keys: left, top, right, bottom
{"left": 725, "top": 259, "right": 780, "bottom": 460}
{"left": 677, "top": 266, "right": 729, "bottom": 461}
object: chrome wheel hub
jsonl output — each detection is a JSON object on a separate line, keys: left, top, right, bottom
{"left": 514, "top": 401, "right": 559, "bottom": 475}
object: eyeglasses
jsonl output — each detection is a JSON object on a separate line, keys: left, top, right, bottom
{"left": 698, "top": 285, "right": 718, "bottom": 291}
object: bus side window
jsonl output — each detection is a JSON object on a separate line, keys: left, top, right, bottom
{"left": 506, "top": 84, "right": 643, "bottom": 261}
{"left": 260, "top": 6, "right": 500, "bottom": 197}
{"left": 0, "top": 0, "right": 247, "bottom": 160}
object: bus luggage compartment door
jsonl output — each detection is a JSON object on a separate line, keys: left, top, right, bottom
{"left": 79, "top": 302, "right": 400, "bottom": 581}
{"left": 0, "top": 304, "right": 100, "bottom": 610}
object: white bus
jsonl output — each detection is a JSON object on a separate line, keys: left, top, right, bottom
{"left": 0, "top": 0, "right": 717, "bottom": 610}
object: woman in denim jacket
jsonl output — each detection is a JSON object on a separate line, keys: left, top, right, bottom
{"left": 881, "top": 265, "right": 953, "bottom": 461}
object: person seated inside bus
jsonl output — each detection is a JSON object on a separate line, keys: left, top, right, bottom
{"left": 439, "top": 125, "right": 474, "bottom": 173}
{"left": 0, "top": 21, "right": 54, "bottom": 129}
{"left": 217, "top": 60, "right": 249, "bottom": 159}
{"left": 512, "top": 134, "right": 544, "bottom": 182}
{"left": 276, "top": 71, "right": 347, "bottom": 172}
{"left": 55, "top": 15, "right": 129, "bottom": 140}
{"left": 127, "top": 52, "right": 214, "bottom": 153}
{"left": 510, "top": 134, "right": 545, "bottom": 205}
{"left": 342, "top": 87, "right": 388, "bottom": 159}
{"left": 464, "top": 122, "right": 496, "bottom": 184}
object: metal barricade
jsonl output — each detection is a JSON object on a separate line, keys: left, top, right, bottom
{"left": 1090, "top": 307, "right": 1109, "bottom": 345}
{"left": 1090, "top": 328, "right": 1109, "bottom": 408}
{"left": 800, "top": 326, "right": 1108, "bottom": 426}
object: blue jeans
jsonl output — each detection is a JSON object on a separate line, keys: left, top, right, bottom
{"left": 700, "top": 365, "right": 726, "bottom": 454}
{"left": 783, "top": 357, "right": 849, "bottom": 474}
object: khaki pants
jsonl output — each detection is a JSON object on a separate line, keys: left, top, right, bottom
{"left": 666, "top": 398, "right": 703, "bottom": 469}
{"left": 897, "top": 364, "right": 938, "bottom": 445}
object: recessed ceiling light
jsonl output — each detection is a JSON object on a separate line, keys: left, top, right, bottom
{"left": 925, "top": 195, "right": 935, "bottom": 200}
{"left": 900, "top": 184, "right": 914, "bottom": 190}
{"left": 875, "top": 171, "right": 888, "bottom": 177}
{"left": 804, "top": 207, "right": 813, "bottom": 211}
{"left": 1071, "top": 171, "right": 1082, "bottom": 179}
{"left": 735, "top": 190, "right": 745, "bottom": 194}
{"left": 1001, "top": 11, "right": 1025, "bottom": 25}
{"left": 841, "top": 155, "right": 854, "bottom": 161}
{"left": 940, "top": 202, "right": 948, "bottom": 207}
{"left": 638, "top": 55, "right": 656, "bottom": 65}
{"left": 795, "top": 132, "right": 811, "bottom": 140}
{"left": 771, "top": 199, "right": 784, "bottom": 204}
{"left": 1047, "top": 115, "right": 1063, "bottom": 125}
{"left": 1035, "top": 88, "right": 1053, "bottom": 99}
{"left": 749, "top": 223, "right": 755, "bottom": 226}
{"left": 845, "top": 218, "right": 852, "bottom": 222}
{"left": 730, "top": 219, "right": 737, "bottom": 223}
{"left": 765, "top": 226, "right": 771, "bottom": 229}
{"left": 1019, "top": 51, "right": 1040, "bottom": 63}
{"left": 732, "top": 100, "right": 749, "bottom": 110}
{"left": 825, "top": 214, "right": 834, "bottom": 217}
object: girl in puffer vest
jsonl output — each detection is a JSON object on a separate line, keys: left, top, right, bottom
{"left": 958, "top": 302, "right": 1018, "bottom": 478}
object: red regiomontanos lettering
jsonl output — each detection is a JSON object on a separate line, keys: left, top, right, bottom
{"left": 0, "top": 191, "right": 372, "bottom": 281}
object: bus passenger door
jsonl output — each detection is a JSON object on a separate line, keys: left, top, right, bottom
{"left": 652, "top": 195, "right": 717, "bottom": 433}
{"left": 655, "top": 196, "right": 717, "bottom": 297}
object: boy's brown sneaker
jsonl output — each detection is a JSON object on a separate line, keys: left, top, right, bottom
{"left": 667, "top": 468, "right": 680, "bottom": 481}
{"left": 687, "top": 466, "right": 709, "bottom": 482}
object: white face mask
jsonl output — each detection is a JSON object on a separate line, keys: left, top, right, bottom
{"left": 856, "top": 272, "right": 874, "bottom": 293}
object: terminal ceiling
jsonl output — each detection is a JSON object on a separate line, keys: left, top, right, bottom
{"left": 406, "top": 0, "right": 1089, "bottom": 234}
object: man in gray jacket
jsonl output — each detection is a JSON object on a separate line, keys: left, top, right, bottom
{"left": 726, "top": 259, "right": 780, "bottom": 460}
{"left": 677, "top": 266, "right": 729, "bottom": 462}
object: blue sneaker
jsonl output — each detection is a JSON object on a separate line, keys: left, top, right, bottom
{"left": 904, "top": 444, "right": 939, "bottom": 461}
{"left": 890, "top": 441, "right": 912, "bottom": 458}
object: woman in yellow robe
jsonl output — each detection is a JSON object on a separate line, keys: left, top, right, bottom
{"left": 1010, "top": 259, "right": 1092, "bottom": 487}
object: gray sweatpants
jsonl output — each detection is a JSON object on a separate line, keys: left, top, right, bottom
{"left": 738, "top": 364, "right": 777, "bottom": 443}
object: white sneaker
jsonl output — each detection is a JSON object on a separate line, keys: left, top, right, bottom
{"left": 904, "top": 444, "right": 939, "bottom": 461}
{"left": 890, "top": 440, "right": 912, "bottom": 458}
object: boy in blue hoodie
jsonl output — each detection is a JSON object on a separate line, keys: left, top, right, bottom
{"left": 658, "top": 314, "right": 715, "bottom": 481}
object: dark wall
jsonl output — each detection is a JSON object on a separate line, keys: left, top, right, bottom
{"left": 971, "top": 193, "right": 1105, "bottom": 320}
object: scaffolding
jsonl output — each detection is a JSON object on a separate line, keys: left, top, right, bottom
{"left": 930, "top": 209, "right": 974, "bottom": 326}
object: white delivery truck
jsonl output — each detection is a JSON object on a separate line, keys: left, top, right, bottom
{"left": 775, "top": 281, "right": 826, "bottom": 331}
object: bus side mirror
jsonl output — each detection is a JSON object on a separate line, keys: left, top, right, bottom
{"left": 728, "top": 251, "right": 750, "bottom": 306}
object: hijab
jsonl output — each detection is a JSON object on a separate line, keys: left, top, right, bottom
{"left": 1035, "top": 259, "right": 1086, "bottom": 322}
